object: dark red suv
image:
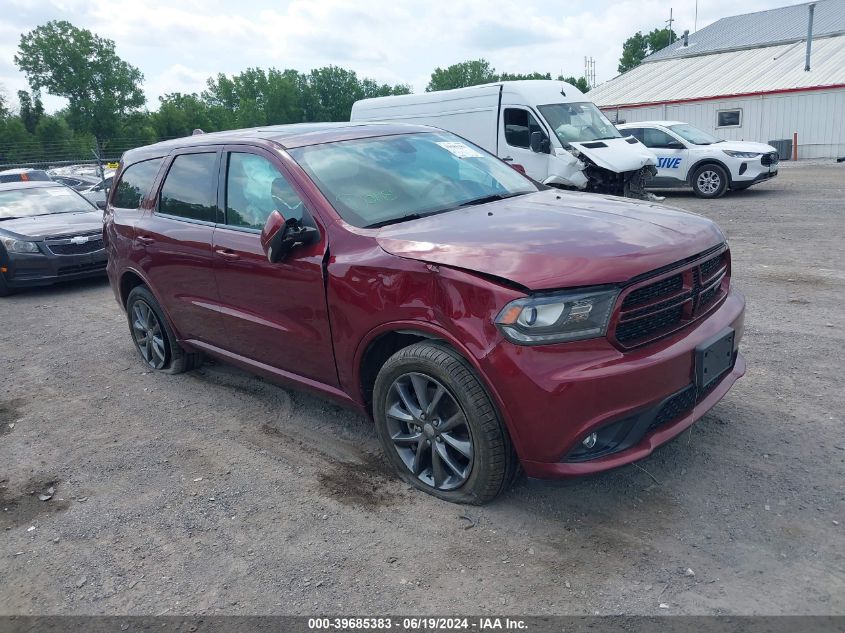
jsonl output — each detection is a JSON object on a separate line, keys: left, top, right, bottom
{"left": 105, "top": 123, "right": 745, "bottom": 503}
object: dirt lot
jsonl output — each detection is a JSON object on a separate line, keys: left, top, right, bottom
{"left": 1, "top": 163, "right": 843, "bottom": 616}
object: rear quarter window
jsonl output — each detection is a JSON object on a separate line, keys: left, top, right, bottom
{"left": 113, "top": 159, "right": 164, "bottom": 209}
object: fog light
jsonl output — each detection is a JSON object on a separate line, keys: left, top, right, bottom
{"left": 582, "top": 432, "right": 598, "bottom": 449}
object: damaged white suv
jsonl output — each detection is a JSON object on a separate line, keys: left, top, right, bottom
{"left": 618, "top": 121, "right": 779, "bottom": 198}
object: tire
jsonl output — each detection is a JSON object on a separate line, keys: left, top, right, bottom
{"left": 691, "top": 164, "right": 729, "bottom": 198}
{"left": 373, "top": 341, "right": 517, "bottom": 504}
{"left": 125, "top": 285, "right": 202, "bottom": 374}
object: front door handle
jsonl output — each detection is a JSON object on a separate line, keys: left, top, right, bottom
{"left": 502, "top": 156, "right": 514, "bottom": 162}
{"left": 137, "top": 235, "right": 155, "bottom": 245}
{"left": 215, "top": 248, "right": 240, "bottom": 261}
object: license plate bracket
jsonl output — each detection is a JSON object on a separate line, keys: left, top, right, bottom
{"left": 695, "top": 328, "right": 735, "bottom": 390}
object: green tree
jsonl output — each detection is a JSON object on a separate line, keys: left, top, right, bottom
{"left": 499, "top": 71, "right": 552, "bottom": 81}
{"left": 17, "top": 90, "right": 44, "bottom": 133}
{"left": 34, "top": 115, "right": 73, "bottom": 160}
{"left": 427, "top": 59, "right": 497, "bottom": 92}
{"left": 646, "top": 28, "right": 678, "bottom": 54}
{"left": 155, "top": 93, "right": 216, "bottom": 138}
{"left": 0, "top": 118, "right": 36, "bottom": 164}
{"left": 0, "top": 84, "right": 8, "bottom": 119}
{"left": 14, "top": 20, "right": 145, "bottom": 139}
{"left": 558, "top": 76, "right": 591, "bottom": 93}
{"left": 618, "top": 28, "right": 679, "bottom": 73}
{"left": 618, "top": 32, "right": 649, "bottom": 73}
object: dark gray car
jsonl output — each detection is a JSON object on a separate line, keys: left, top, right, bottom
{"left": 0, "top": 181, "right": 107, "bottom": 296}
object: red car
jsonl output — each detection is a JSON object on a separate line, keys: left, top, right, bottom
{"left": 105, "top": 123, "right": 745, "bottom": 504}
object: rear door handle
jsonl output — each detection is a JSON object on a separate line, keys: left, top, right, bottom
{"left": 215, "top": 248, "right": 240, "bottom": 261}
{"left": 137, "top": 235, "right": 155, "bottom": 245}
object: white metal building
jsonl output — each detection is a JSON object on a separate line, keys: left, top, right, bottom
{"left": 590, "top": 0, "right": 845, "bottom": 159}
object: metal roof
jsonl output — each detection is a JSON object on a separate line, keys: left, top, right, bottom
{"left": 590, "top": 33, "right": 845, "bottom": 107}
{"left": 646, "top": 0, "right": 845, "bottom": 61}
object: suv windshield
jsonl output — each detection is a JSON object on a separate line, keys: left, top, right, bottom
{"left": 0, "top": 186, "right": 96, "bottom": 220}
{"left": 668, "top": 124, "right": 722, "bottom": 145}
{"left": 289, "top": 132, "right": 539, "bottom": 228}
{"left": 538, "top": 102, "right": 621, "bottom": 144}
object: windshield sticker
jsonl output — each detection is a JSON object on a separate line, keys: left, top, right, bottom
{"left": 436, "top": 142, "right": 483, "bottom": 159}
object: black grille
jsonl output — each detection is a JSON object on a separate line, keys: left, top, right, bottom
{"left": 699, "top": 254, "right": 723, "bottom": 280}
{"left": 614, "top": 250, "right": 728, "bottom": 347}
{"left": 622, "top": 274, "right": 683, "bottom": 308}
{"left": 616, "top": 305, "right": 683, "bottom": 344}
{"left": 761, "top": 152, "right": 779, "bottom": 166}
{"left": 649, "top": 385, "right": 696, "bottom": 431}
{"left": 698, "top": 284, "right": 719, "bottom": 308}
{"left": 47, "top": 238, "right": 104, "bottom": 255}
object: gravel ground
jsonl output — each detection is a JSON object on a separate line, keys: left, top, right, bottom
{"left": 1, "top": 164, "right": 843, "bottom": 616}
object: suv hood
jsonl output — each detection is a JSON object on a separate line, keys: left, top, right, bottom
{"left": 376, "top": 190, "right": 724, "bottom": 290}
{"left": 714, "top": 140, "right": 777, "bottom": 154}
{"left": 566, "top": 137, "right": 657, "bottom": 173}
{"left": 0, "top": 211, "right": 103, "bottom": 240}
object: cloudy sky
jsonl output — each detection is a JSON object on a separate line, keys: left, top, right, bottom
{"left": 0, "top": 0, "right": 797, "bottom": 113}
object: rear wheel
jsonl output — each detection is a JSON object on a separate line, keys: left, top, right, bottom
{"left": 126, "top": 286, "right": 202, "bottom": 374}
{"left": 373, "top": 341, "right": 517, "bottom": 504}
{"left": 692, "top": 164, "right": 729, "bottom": 198}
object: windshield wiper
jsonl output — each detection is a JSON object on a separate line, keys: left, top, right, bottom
{"left": 365, "top": 213, "right": 425, "bottom": 229}
{"left": 457, "top": 192, "right": 527, "bottom": 208}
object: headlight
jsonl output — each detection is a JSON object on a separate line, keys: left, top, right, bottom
{"left": 495, "top": 287, "right": 619, "bottom": 345}
{"left": 0, "top": 236, "right": 40, "bottom": 254}
{"left": 723, "top": 150, "right": 761, "bottom": 159}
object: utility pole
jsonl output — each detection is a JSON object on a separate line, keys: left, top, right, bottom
{"left": 694, "top": 0, "right": 699, "bottom": 32}
{"left": 666, "top": 8, "right": 675, "bottom": 42}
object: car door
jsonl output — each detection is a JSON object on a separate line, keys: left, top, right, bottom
{"left": 640, "top": 127, "right": 690, "bottom": 185}
{"left": 498, "top": 107, "right": 551, "bottom": 180}
{"left": 210, "top": 146, "right": 338, "bottom": 387}
{"left": 135, "top": 147, "right": 223, "bottom": 344}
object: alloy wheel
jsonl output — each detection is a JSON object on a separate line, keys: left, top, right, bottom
{"left": 131, "top": 300, "right": 167, "bottom": 369}
{"left": 697, "top": 170, "right": 721, "bottom": 195}
{"left": 385, "top": 372, "right": 474, "bottom": 490}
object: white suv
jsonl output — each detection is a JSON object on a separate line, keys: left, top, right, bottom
{"left": 618, "top": 121, "right": 779, "bottom": 198}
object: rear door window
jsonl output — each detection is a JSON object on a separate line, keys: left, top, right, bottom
{"left": 159, "top": 153, "right": 220, "bottom": 223}
{"left": 641, "top": 128, "right": 678, "bottom": 149}
{"left": 225, "top": 152, "right": 304, "bottom": 230}
{"left": 113, "top": 159, "right": 163, "bottom": 209}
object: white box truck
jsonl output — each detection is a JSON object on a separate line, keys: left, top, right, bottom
{"left": 351, "top": 80, "right": 659, "bottom": 198}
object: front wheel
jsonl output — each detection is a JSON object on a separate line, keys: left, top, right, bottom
{"left": 692, "top": 164, "right": 729, "bottom": 198}
{"left": 373, "top": 341, "right": 517, "bottom": 504}
{"left": 126, "top": 285, "right": 202, "bottom": 374}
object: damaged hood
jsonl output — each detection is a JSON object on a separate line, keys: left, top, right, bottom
{"left": 565, "top": 137, "right": 657, "bottom": 173}
{"left": 376, "top": 189, "right": 724, "bottom": 290}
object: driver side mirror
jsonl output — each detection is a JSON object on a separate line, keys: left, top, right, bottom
{"left": 662, "top": 141, "right": 686, "bottom": 150}
{"left": 260, "top": 210, "right": 319, "bottom": 263}
{"left": 529, "top": 131, "right": 551, "bottom": 154}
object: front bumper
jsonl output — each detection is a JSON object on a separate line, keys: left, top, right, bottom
{"left": 1, "top": 248, "right": 107, "bottom": 288}
{"left": 480, "top": 289, "right": 746, "bottom": 478}
{"left": 732, "top": 159, "right": 778, "bottom": 186}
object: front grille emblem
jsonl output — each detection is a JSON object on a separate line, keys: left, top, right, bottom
{"left": 70, "top": 235, "right": 90, "bottom": 245}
